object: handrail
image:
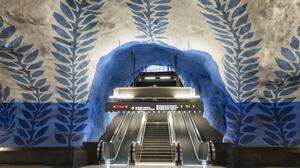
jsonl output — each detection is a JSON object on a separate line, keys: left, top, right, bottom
{"left": 98, "top": 113, "right": 127, "bottom": 164}
{"left": 188, "top": 113, "right": 202, "bottom": 142}
{"left": 129, "top": 142, "right": 135, "bottom": 165}
{"left": 136, "top": 112, "right": 147, "bottom": 144}
{"left": 103, "top": 112, "right": 134, "bottom": 163}
{"left": 134, "top": 112, "right": 147, "bottom": 163}
{"left": 168, "top": 111, "right": 180, "bottom": 164}
{"left": 97, "top": 140, "right": 104, "bottom": 164}
{"left": 110, "top": 113, "right": 127, "bottom": 143}
{"left": 175, "top": 142, "right": 182, "bottom": 165}
{"left": 168, "top": 111, "right": 177, "bottom": 143}
{"left": 181, "top": 112, "right": 209, "bottom": 165}
{"left": 208, "top": 140, "right": 216, "bottom": 164}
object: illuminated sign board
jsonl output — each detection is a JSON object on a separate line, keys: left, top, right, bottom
{"left": 105, "top": 102, "right": 202, "bottom": 112}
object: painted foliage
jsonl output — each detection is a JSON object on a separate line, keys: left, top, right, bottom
{"left": 127, "top": 0, "right": 172, "bottom": 44}
{"left": 0, "top": 84, "right": 16, "bottom": 144}
{"left": 198, "top": 0, "right": 262, "bottom": 145}
{"left": 0, "top": 16, "right": 52, "bottom": 146}
{"left": 258, "top": 27, "right": 300, "bottom": 147}
{"left": 51, "top": 0, "right": 104, "bottom": 146}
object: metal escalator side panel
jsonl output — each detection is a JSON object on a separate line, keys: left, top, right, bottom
{"left": 171, "top": 112, "right": 199, "bottom": 165}
{"left": 168, "top": 112, "right": 176, "bottom": 144}
{"left": 113, "top": 112, "right": 144, "bottom": 164}
{"left": 167, "top": 112, "right": 181, "bottom": 164}
{"left": 103, "top": 112, "right": 134, "bottom": 162}
{"left": 110, "top": 113, "right": 129, "bottom": 143}
{"left": 187, "top": 113, "right": 202, "bottom": 142}
{"left": 100, "top": 113, "right": 125, "bottom": 142}
{"left": 188, "top": 113, "right": 212, "bottom": 163}
{"left": 182, "top": 112, "right": 210, "bottom": 164}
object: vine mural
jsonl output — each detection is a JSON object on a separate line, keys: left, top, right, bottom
{"left": 51, "top": 0, "right": 104, "bottom": 146}
{"left": 198, "top": 0, "right": 262, "bottom": 145}
{"left": 258, "top": 27, "right": 300, "bottom": 147}
{"left": 127, "top": 0, "right": 172, "bottom": 44}
{"left": 0, "top": 16, "right": 52, "bottom": 146}
{"left": 0, "top": 84, "right": 16, "bottom": 144}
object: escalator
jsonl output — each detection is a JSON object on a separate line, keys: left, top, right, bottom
{"left": 99, "top": 112, "right": 144, "bottom": 165}
{"left": 99, "top": 111, "right": 214, "bottom": 166}
{"left": 98, "top": 71, "right": 216, "bottom": 166}
{"left": 172, "top": 111, "right": 199, "bottom": 165}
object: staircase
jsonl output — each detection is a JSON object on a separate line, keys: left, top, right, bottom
{"left": 139, "top": 113, "right": 174, "bottom": 163}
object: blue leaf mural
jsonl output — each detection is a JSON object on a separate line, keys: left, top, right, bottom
{"left": 0, "top": 84, "right": 16, "bottom": 144}
{"left": 258, "top": 27, "right": 300, "bottom": 147}
{"left": 198, "top": 0, "right": 262, "bottom": 145}
{"left": 127, "top": 0, "right": 172, "bottom": 44}
{"left": 52, "top": 0, "right": 104, "bottom": 146}
{"left": 0, "top": 16, "right": 52, "bottom": 146}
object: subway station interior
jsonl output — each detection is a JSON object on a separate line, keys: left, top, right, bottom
{"left": 0, "top": 0, "right": 300, "bottom": 167}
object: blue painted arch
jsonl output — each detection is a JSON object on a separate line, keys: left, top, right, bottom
{"left": 87, "top": 42, "right": 230, "bottom": 141}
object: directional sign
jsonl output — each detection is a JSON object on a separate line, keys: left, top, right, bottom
{"left": 105, "top": 102, "right": 203, "bottom": 113}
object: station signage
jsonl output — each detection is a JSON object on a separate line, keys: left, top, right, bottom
{"left": 105, "top": 102, "right": 203, "bottom": 112}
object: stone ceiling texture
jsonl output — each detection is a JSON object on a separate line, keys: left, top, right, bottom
{"left": 0, "top": 0, "right": 299, "bottom": 102}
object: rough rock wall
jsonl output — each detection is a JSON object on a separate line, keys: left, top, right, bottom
{"left": 0, "top": 0, "right": 299, "bottom": 147}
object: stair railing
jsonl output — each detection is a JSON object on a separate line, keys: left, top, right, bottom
{"left": 131, "top": 112, "right": 147, "bottom": 163}
{"left": 168, "top": 111, "right": 176, "bottom": 144}
{"left": 168, "top": 111, "right": 181, "bottom": 165}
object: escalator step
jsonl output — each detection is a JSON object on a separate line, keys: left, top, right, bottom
{"left": 141, "top": 147, "right": 171, "bottom": 149}
{"left": 142, "top": 146, "right": 171, "bottom": 148}
{"left": 139, "top": 153, "right": 174, "bottom": 156}
{"left": 140, "top": 158, "right": 173, "bottom": 162}
{"left": 139, "top": 151, "right": 172, "bottom": 154}
{"left": 143, "top": 140, "right": 169, "bottom": 142}
{"left": 141, "top": 156, "right": 173, "bottom": 158}
{"left": 142, "top": 144, "right": 170, "bottom": 146}
{"left": 141, "top": 156, "right": 172, "bottom": 162}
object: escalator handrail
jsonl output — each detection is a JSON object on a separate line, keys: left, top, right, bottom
{"left": 105, "top": 112, "right": 135, "bottom": 162}
{"left": 134, "top": 112, "right": 147, "bottom": 163}
{"left": 181, "top": 112, "right": 207, "bottom": 164}
{"left": 168, "top": 111, "right": 181, "bottom": 164}
{"left": 188, "top": 113, "right": 203, "bottom": 143}
{"left": 113, "top": 113, "right": 134, "bottom": 161}
{"left": 110, "top": 113, "right": 128, "bottom": 143}
{"left": 136, "top": 112, "right": 147, "bottom": 145}
{"left": 97, "top": 140, "right": 105, "bottom": 164}
{"left": 168, "top": 111, "right": 177, "bottom": 143}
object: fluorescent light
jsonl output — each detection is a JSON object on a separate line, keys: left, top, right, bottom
{"left": 159, "top": 76, "right": 171, "bottom": 80}
{"left": 174, "top": 93, "right": 200, "bottom": 99}
{"left": 144, "top": 76, "right": 156, "bottom": 80}
{"left": 109, "top": 94, "right": 134, "bottom": 99}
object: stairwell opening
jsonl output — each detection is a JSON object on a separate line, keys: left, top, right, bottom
{"left": 88, "top": 42, "right": 229, "bottom": 141}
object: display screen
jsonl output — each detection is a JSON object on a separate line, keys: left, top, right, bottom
{"left": 105, "top": 102, "right": 202, "bottom": 112}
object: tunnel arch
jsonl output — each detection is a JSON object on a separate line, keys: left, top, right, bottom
{"left": 88, "top": 42, "right": 230, "bottom": 141}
